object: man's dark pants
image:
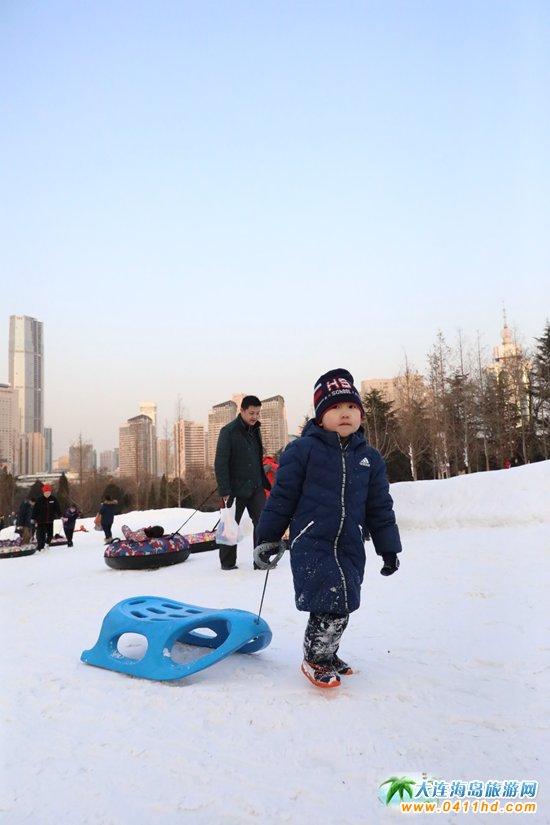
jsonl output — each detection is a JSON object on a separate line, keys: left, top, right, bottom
{"left": 36, "top": 523, "right": 54, "bottom": 550}
{"left": 219, "top": 487, "right": 266, "bottom": 569}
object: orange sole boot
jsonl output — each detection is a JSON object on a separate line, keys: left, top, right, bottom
{"left": 301, "top": 659, "right": 341, "bottom": 689}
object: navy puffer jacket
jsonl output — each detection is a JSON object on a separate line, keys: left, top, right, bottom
{"left": 256, "top": 420, "right": 402, "bottom": 615}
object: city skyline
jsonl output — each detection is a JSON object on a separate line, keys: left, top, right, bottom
{"left": 1, "top": 2, "right": 548, "bottom": 459}
{"left": 1, "top": 309, "right": 545, "bottom": 463}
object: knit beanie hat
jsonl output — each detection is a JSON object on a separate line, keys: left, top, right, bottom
{"left": 313, "top": 368, "right": 364, "bottom": 423}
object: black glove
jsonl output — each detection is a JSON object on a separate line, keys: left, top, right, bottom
{"left": 253, "top": 541, "right": 286, "bottom": 570}
{"left": 380, "top": 554, "right": 400, "bottom": 576}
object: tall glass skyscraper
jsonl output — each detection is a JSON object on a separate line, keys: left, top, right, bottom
{"left": 9, "top": 315, "right": 44, "bottom": 434}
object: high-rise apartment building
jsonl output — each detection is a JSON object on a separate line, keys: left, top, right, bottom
{"left": 44, "top": 427, "right": 53, "bottom": 473}
{"left": 9, "top": 315, "right": 44, "bottom": 435}
{"left": 53, "top": 454, "right": 69, "bottom": 471}
{"left": 260, "top": 395, "right": 288, "bottom": 456}
{"left": 174, "top": 420, "right": 206, "bottom": 476}
{"left": 0, "top": 382, "right": 19, "bottom": 474}
{"left": 207, "top": 400, "right": 237, "bottom": 466}
{"left": 19, "top": 432, "right": 45, "bottom": 476}
{"left": 360, "top": 378, "right": 399, "bottom": 406}
{"left": 119, "top": 414, "right": 157, "bottom": 479}
{"left": 99, "top": 449, "right": 119, "bottom": 474}
{"left": 139, "top": 401, "right": 157, "bottom": 427}
{"left": 69, "top": 440, "right": 96, "bottom": 475}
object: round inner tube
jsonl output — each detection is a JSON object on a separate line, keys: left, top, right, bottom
{"left": 105, "top": 548, "right": 190, "bottom": 570}
{"left": 0, "top": 546, "right": 37, "bottom": 559}
{"left": 104, "top": 534, "right": 190, "bottom": 570}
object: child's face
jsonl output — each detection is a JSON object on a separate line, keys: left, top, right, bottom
{"left": 320, "top": 403, "right": 362, "bottom": 436}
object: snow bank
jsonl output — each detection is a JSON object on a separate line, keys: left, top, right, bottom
{"left": 392, "top": 460, "right": 550, "bottom": 530}
{"left": 1, "top": 461, "right": 549, "bottom": 544}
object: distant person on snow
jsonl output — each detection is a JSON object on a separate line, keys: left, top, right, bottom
{"left": 62, "top": 504, "right": 81, "bottom": 547}
{"left": 16, "top": 496, "right": 36, "bottom": 544}
{"left": 255, "top": 368, "right": 402, "bottom": 690}
{"left": 214, "top": 395, "right": 271, "bottom": 570}
{"left": 99, "top": 496, "right": 118, "bottom": 543}
{"left": 33, "top": 484, "right": 61, "bottom": 551}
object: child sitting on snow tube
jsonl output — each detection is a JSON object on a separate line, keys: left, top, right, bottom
{"left": 121, "top": 524, "right": 165, "bottom": 542}
{"left": 104, "top": 525, "right": 190, "bottom": 570}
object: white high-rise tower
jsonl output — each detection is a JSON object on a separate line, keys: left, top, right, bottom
{"left": 9, "top": 315, "right": 44, "bottom": 435}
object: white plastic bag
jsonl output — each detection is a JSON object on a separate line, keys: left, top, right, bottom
{"left": 237, "top": 510, "right": 253, "bottom": 542}
{"left": 215, "top": 502, "right": 239, "bottom": 546}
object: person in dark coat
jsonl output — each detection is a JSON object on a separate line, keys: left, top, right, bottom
{"left": 214, "top": 395, "right": 270, "bottom": 570}
{"left": 33, "top": 484, "right": 62, "bottom": 550}
{"left": 16, "top": 496, "right": 36, "bottom": 544}
{"left": 62, "top": 504, "right": 81, "bottom": 547}
{"left": 99, "top": 496, "right": 118, "bottom": 543}
{"left": 255, "top": 368, "right": 402, "bottom": 689}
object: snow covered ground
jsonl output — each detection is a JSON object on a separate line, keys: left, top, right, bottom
{"left": 1, "top": 463, "right": 549, "bottom": 824}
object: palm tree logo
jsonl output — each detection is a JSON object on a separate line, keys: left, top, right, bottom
{"left": 379, "top": 776, "right": 416, "bottom": 805}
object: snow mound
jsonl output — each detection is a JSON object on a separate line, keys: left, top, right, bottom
{"left": 392, "top": 460, "right": 550, "bottom": 529}
{"left": 1, "top": 461, "right": 548, "bottom": 544}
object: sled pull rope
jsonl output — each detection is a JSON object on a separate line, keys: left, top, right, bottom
{"left": 256, "top": 569, "right": 270, "bottom": 624}
{"left": 169, "top": 487, "right": 218, "bottom": 540}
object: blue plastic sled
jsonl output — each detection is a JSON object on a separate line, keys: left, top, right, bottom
{"left": 81, "top": 596, "right": 272, "bottom": 681}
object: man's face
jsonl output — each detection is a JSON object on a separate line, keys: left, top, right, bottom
{"left": 43, "top": 491, "right": 51, "bottom": 498}
{"left": 241, "top": 405, "right": 262, "bottom": 426}
{"left": 320, "top": 403, "right": 362, "bottom": 436}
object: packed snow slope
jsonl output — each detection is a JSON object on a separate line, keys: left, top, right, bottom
{"left": 1, "top": 462, "right": 549, "bottom": 825}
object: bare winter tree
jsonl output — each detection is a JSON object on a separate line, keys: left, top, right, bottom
{"left": 427, "top": 331, "right": 452, "bottom": 479}
{"left": 474, "top": 332, "right": 492, "bottom": 471}
{"left": 394, "top": 357, "right": 431, "bottom": 481}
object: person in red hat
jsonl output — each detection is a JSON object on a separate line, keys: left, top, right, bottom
{"left": 32, "top": 483, "right": 61, "bottom": 550}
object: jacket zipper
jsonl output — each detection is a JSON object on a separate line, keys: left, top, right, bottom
{"left": 291, "top": 520, "right": 314, "bottom": 550}
{"left": 334, "top": 437, "right": 349, "bottom": 613}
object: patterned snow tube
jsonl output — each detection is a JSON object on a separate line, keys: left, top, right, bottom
{"left": 182, "top": 530, "right": 218, "bottom": 554}
{"left": 0, "top": 537, "right": 37, "bottom": 559}
{"left": 104, "top": 534, "right": 191, "bottom": 570}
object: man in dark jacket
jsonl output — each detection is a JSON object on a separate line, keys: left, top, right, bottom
{"left": 33, "top": 484, "right": 61, "bottom": 550}
{"left": 214, "top": 395, "right": 270, "bottom": 570}
{"left": 17, "top": 496, "right": 36, "bottom": 544}
{"left": 99, "top": 496, "right": 118, "bottom": 543}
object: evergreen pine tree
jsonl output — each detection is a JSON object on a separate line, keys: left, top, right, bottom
{"left": 0, "top": 468, "right": 16, "bottom": 522}
{"left": 159, "top": 474, "right": 168, "bottom": 507}
{"left": 57, "top": 472, "right": 71, "bottom": 511}
{"left": 149, "top": 482, "right": 157, "bottom": 509}
{"left": 532, "top": 321, "right": 550, "bottom": 460}
{"left": 29, "top": 479, "right": 44, "bottom": 500}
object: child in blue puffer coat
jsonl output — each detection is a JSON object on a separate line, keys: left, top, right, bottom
{"left": 255, "top": 368, "right": 402, "bottom": 689}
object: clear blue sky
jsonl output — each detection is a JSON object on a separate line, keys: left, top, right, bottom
{"left": 1, "top": 1, "right": 548, "bottom": 455}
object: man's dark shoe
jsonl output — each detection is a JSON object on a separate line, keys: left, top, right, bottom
{"left": 221, "top": 565, "right": 238, "bottom": 570}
